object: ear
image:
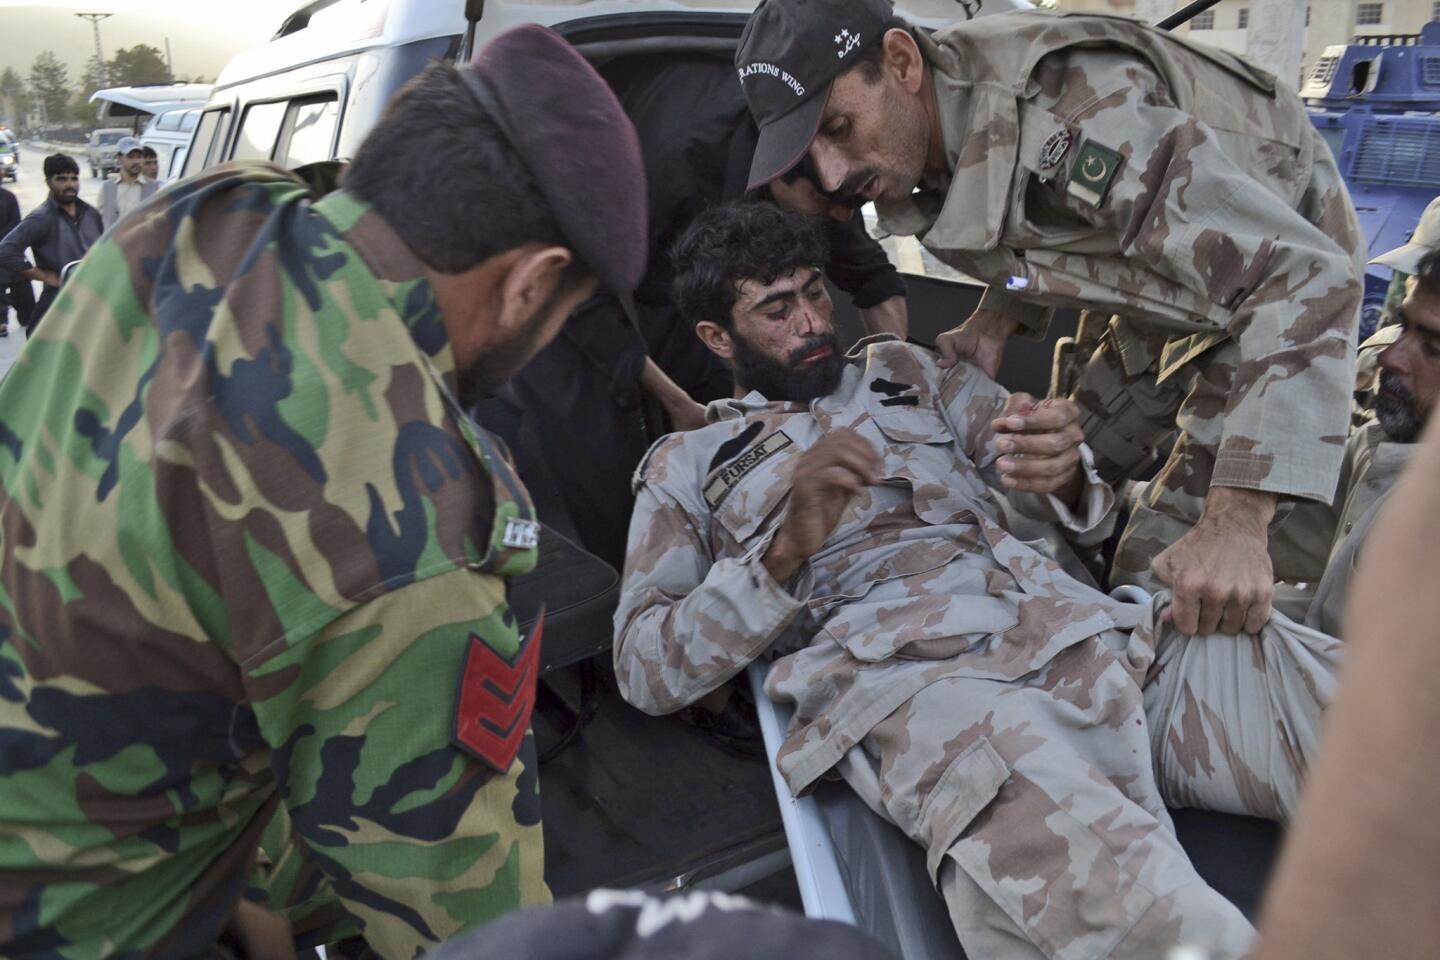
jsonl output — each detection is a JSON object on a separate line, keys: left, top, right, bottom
{"left": 695, "top": 320, "right": 735, "bottom": 360}
{"left": 496, "top": 245, "right": 575, "bottom": 333}
{"left": 884, "top": 27, "right": 925, "bottom": 95}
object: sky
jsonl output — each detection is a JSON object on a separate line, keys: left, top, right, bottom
{"left": 0, "top": 0, "right": 304, "bottom": 81}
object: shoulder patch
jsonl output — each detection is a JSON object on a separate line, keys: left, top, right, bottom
{"left": 1066, "top": 139, "right": 1125, "bottom": 208}
{"left": 453, "top": 610, "right": 544, "bottom": 773}
{"left": 703, "top": 430, "right": 793, "bottom": 510}
{"left": 709, "top": 422, "right": 765, "bottom": 474}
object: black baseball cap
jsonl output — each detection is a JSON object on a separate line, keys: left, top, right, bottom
{"left": 735, "top": 0, "right": 896, "bottom": 191}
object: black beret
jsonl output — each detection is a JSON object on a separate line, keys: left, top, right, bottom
{"left": 466, "top": 25, "right": 648, "bottom": 313}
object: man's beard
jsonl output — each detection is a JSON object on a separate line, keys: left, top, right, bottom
{"left": 453, "top": 285, "right": 588, "bottom": 410}
{"left": 732, "top": 331, "right": 845, "bottom": 403}
{"left": 1375, "top": 369, "right": 1426, "bottom": 443}
{"left": 455, "top": 327, "right": 545, "bottom": 410}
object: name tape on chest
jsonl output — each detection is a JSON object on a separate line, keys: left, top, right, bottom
{"left": 502, "top": 518, "right": 540, "bottom": 550}
{"left": 704, "top": 430, "right": 793, "bottom": 510}
{"left": 1065, "top": 139, "right": 1125, "bottom": 209}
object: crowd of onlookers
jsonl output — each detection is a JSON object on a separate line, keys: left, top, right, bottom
{"left": 0, "top": 137, "right": 158, "bottom": 338}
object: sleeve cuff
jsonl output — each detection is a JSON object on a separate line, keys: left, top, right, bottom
{"left": 1045, "top": 443, "right": 1116, "bottom": 537}
{"left": 976, "top": 286, "right": 1052, "bottom": 340}
{"left": 1008, "top": 443, "right": 1116, "bottom": 545}
{"left": 739, "top": 527, "right": 814, "bottom": 612}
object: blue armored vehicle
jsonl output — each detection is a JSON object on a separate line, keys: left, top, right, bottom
{"left": 1305, "top": 21, "right": 1440, "bottom": 338}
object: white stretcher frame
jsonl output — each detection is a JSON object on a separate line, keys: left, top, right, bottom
{"left": 746, "top": 586, "right": 1152, "bottom": 929}
{"left": 745, "top": 660, "right": 858, "bottom": 925}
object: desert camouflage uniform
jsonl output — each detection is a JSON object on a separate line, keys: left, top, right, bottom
{"left": 875, "top": 11, "right": 1365, "bottom": 588}
{"left": 0, "top": 163, "right": 548, "bottom": 958}
{"left": 614, "top": 337, "right": 1335, "bottom": 959}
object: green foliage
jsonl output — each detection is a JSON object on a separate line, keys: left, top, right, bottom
{"left": 28, "top": 52, "right": 70, "bottom": 126}
{"left": 0, "top": 67, "right": 29, "bottom": 130}
{"left": 107, "top": 45, "right": 173, "bottom": 87}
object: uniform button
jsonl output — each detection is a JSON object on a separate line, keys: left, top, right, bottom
{"left": 1343, "top": 521, "right": 1354, "bottom": 533}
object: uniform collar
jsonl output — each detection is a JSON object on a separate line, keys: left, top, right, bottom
{"left": 46, "top": 195, "right": 97, "bottom": 222}
{"left": 312, "top": 190, "right": 455, "bottom": 385}
{"left": 708, "top": 391, "right": 809, "bottom": 422}
{"left": 704, "top": 342, "right": 888, "bottom": 422}
{"left": 874, "top": 27, "right": 1019, "bottom": 253}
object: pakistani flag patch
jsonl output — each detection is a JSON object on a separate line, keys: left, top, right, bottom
{"left": 1065, "top": 139, "right": 1125, "bottom": 208}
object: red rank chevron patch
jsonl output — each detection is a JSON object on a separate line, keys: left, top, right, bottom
{"left": 453, "top": 610, "right": 544, "bottom": 773}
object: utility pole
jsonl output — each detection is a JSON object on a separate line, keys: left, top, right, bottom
{"left": 165, "top": 37, "right": 174, "bottom": 78}
{"left": 75, "top": 13, "right": 114, "bottom": 87}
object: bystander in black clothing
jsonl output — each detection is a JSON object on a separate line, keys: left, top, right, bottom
{"left": 0, "top": 187, "right": 33, "bottom": 336}
{"left": 0, "top": 189, "right": 102, "bottom": 329}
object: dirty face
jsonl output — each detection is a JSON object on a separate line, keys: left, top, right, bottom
{"left": 726, "top": 265, "right": 843, "bottom": 402}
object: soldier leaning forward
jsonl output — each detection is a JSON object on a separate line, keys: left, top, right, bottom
{"left": 735, "top": 0, "right": 1365, "bottom": 639}
{"left": 0, "top": 27, "right": 648, "bottom": 958}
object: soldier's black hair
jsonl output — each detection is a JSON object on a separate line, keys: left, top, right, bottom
{"left": 848, "top": 17, "right": 917, "bottom": 84}
{"left": 671, "top": 200, "right": 829, "bottom": 331}
{"left": 1415, "top": 248, "right": 1440, "bottom": 298}
{"left": 141, "top": 146, "right": 157, "bottom": 159}
{"left": 43, "top": 153, "right": 78, "bottom": 179}
{"left": 345, "top": 62, "right": 571, "bottom": 275}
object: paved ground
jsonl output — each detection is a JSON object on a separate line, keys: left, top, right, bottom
{"left": 1, "top": 141, "right": 99, "bottom": 381}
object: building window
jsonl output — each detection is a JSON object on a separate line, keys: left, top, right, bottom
{"left": 1306, "top": 5, "right": 1312, "bottom": 24}
{"left": 1191, "top": 9, "right": 1215, "bottom": 29}
{"left": 1237, "top": 7, "right": 1249, "bottom": 28}
{"left": 1356, "top": 2, "right": 1384, "bottom": 25}
{"left": 1432, "top": 0, "right": 1439, "bottom": 20}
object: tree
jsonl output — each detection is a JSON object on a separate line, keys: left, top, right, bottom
{"left": 28, "top": 52, "right": 70, "bottom": 128}
{"left": 70, "top": 56, "right": 108, "bottom": 125}
{"left": 0, "top": 68, "right": 28, "bottom": 130}
{"left": 107, "top": 45, "right": 172, "bottom": 87}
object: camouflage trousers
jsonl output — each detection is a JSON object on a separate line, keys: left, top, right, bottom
{"left": 841, "top": 597, "right": 1340, "bottom": 960}
{"left": 1069, "top": 319, "right": 1241, "bottom": 591}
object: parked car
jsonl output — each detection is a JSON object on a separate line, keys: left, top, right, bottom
{"left": 0, "top": 132, "right": 16, "bottom": 182}
{"left": 85, "top": 128, "right": 130, "bottom": 178}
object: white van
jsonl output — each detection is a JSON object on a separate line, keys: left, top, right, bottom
{"left": 140, "top": 108, "right": 203, "bottom": 182}
{"left": 181, "top": 0, "right": 988, "bottom": 180}
{"left": 89, "top": 83, "right": 213, "bottom": 179}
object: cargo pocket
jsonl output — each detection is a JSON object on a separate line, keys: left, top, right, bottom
{"left": 938, "top": 765, "right": 1161, "bottom": 960}
{"left": 916, "top": 738, "right": 1011, "bottom": 884}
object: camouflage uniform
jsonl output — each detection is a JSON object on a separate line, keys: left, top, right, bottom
{"left": 0, "top": 163, "right": 548, "bottom": 958}
{"left": 875, "top": 11, "right": 1365, "bottom": 588}
{"left": 613, "top": 337, "right": 1336, "bottom": 959}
